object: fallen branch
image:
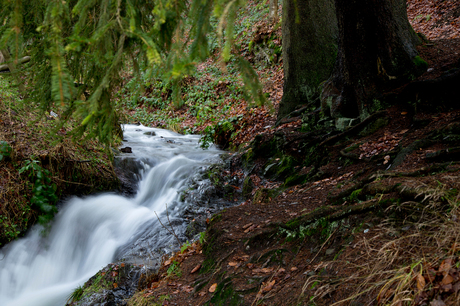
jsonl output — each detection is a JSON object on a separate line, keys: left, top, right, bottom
{"left": 0, "top": 55, "right": 31, "bottom": 72}
{"left": 319, "top": 111, "right": 387, "bottom": 148}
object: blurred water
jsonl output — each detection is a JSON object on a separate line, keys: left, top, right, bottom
{"left": 0, "top": 125, "right": 222, "bottom": 306}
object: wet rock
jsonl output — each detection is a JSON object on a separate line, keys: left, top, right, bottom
{"left": 66, "top": 263, "right": 146, "bottom": 306}
{"left": 143, "top": 131, "right": 156, "bottom": 136}
{"left": 120, "top": 147, "right": 132, "bottom": 153}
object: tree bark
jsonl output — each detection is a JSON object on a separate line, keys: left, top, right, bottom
{"left": 321, "top": 0, "right": 424, "bottom": 119}
{"left": 269, "top": 0, "right": 279, "bottom": 24}
{"left": 277, "top": 0, "right": 338, "bottom": 121}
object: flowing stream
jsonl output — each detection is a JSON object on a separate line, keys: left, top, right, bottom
{"left": 0, "top": 125, "right": 224, "bottom": 306}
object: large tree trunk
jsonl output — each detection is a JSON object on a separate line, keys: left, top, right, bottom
{"left": 277, "top": 0, "right": 338, "bottom": 121}
{"left": 321, "top": 0, "right": 424, "bottom": 120}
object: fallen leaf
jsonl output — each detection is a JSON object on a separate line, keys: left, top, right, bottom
{"left": 164, "top": 259, "right": 171, "bottom": 266}
{"left": 416, "top": 273, "right": 426, "bottom": 291}
{"left": 228, "top": 262, "right": 239, "bottom": 267}
{"left": 383, "top": 155, "right": 391, "bottom": 165}
{"left": 113, "top": 283, "right": 118, "bottom": 289}
{"left": 439, "top": 258, "right": 453, "bottom": 275}
{"left": 209, "top": 283, "right": 217, "bottom": 293}
{"left": 261, "top": 280, "right": 276, "bottom": 293}
{"left": 243, "top": 223, "right": 253, "bottom": 229}
{"left": 290, "top": 267, "right": 298, "bottom": 272}
{"left": 441, "top": 274, "right": 454, "bottom": 285}
{"left": 253, "top": 268, "right": 274, "bottom": 273}
{"left": 430, "top": 299, "right": 446, "bottom": 306}
{"left": 191, "top": 264, "right": 201, "bottom": 274}
{"left": 198, "top": 291, "right": 206, "bottom": 296}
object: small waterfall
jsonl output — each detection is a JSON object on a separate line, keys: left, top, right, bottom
{"left": 0, "top": 125, "right": 223, "bottom": 306}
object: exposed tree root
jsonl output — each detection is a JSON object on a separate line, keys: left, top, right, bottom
{"left": 319, "top": 110, "right": 387, "bottom": 147}
{"left": 388, "top": 138, "right": 435, "bottom": 170}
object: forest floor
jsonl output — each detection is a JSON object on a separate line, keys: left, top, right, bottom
{"left": 123, "top": 1, "right": 460, "bottom": 306}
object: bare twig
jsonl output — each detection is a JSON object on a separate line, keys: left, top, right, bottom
{"left": 154, "top": 203, "right": 181, "bottom": 247}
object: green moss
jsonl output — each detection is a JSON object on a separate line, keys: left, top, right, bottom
{"left": 285, "top": 218, "right": 301, "bottom": 229}
{"left": 413, "top": 55, "right": 428, "bottom": 71}
{"left": 284, "top": 174, "right": 307, "bottom": 187}
{"left": 253, "top": 188, "right": 278, "bottom": 204}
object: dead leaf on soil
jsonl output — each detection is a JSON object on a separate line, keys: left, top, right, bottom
{"left": 430, "top": 298, "right": 446, "bottom": 306}
{"left": 243, "top": 223, "right": 253, "bottom": 229}
{"left": 198, "top": 291, "right": 206, "bottom": 296}
{"left": 191, "top": 264, "right": 201, "bottom": 274}
{"left": 253, "top": 268, "right": 274, "bottom": 274}
{"left": 439, "top": 258, "right": 453, "bottom": 275}
{"left": 416, "top": 273, "right": 426, "bottom": 291}
{"left": 261, "top": 280, "right": 276, "bottom": 293}
{"left": 164, "top": 259, "right": 171, "bottom": 266}
{"left": 209, "top": 283, "right": 217, "bottom": 293}
{"left": 113, "top": 283, "right": 118, "bottom": 289}
{"left": 441, "top": 274, "right": 454, "bottom": 285}
{"left": 228, "top": 262, "right": 239, "bottom": 267}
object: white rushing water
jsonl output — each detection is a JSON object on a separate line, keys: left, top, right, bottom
{"left": 0, "top": 125, "right": 222, "bottom": 306}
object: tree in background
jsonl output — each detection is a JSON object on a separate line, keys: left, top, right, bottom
{"left": 269, "top": 0, "right": 279, "bottom": 25}
{"left": 321, "top": 0, "right": 425, "bottom": 120}
{"left": 0, "top": 0, "right": 264, "bottom": 145}
{"left": 278, "top": 0, "right": 338, "bottom": 121}
{"left": 279, "top": 0, "right": 426, "bottom": 124}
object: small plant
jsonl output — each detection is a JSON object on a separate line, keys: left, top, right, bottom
{"left": 67, "top": 285, "right": 85, "bottom": 304}
{"left": 200, "top": 125, "right": 215, "bottom": 149}
{"left": 180, "top": 240, "right": 191, "bottom": 253}
{"left": 19, "top": 158, "right": 58, "bottom": 225}
{"left": 167, "top": 261, "right": 182, "bottom": 278}
{"left": 0, "top": 141, "right": 12, "bottom": 161}
{"left": 199, "top": 231, "right": 206, "bottom": 244}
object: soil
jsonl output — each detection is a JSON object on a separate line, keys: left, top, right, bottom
{"left": 124, "top": 2, "right": 460, "bottom": 306}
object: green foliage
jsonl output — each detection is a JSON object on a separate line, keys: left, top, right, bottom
{"left": 0, "top": 215, "right": 21, "bottom": 242}
{"left": 199, "top": 231, "right": 206, "bottom": 244}
{"left": 19, "top": 158, "right": 58, "bottom": 225}
{"left": 0, "top": 0, "right": 265, "bottom": 145}
{"left": 180, "top": 240, "right": 191, "bottom": 253}
{"left": 166, "top": 261, "right": 182, "bottom": 278}
{"left": 280, "top": 218, "right": 343, "bottom": 241}
{"left": 67, "top": 285, "right": 85, "bottom": 304}
{"left": 0, "top": 141, "right": 12, "bottom": 161}
{"left": 349, "top": 188, "right": 363, "bottom": 202}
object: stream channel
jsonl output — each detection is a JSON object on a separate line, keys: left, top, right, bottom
{"left": 0, "top": 124, "right": 229, "bottom": 305}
